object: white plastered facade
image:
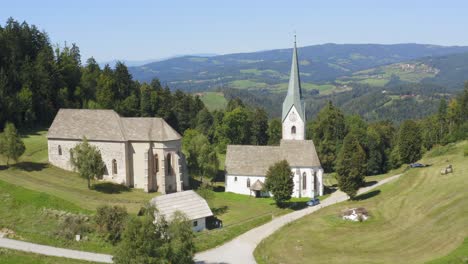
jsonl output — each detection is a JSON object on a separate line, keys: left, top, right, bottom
{"left": 282, "top": 105, "right": 305, "bottom": 140}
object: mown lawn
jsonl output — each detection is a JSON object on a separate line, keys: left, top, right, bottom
{"left": 194, "top": 191, "right": 324, "bottom": 252}
{"left": 0, "top": 131, "right": 155, "bottom": 214}
{"left": 254, "top": 141, "right": 468, "bottom": 264}
{"left": 0, "top": 249, "right": 98, "bottom": 264}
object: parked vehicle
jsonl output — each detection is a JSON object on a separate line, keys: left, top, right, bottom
{"left": 307, "top": 198, "right": 320, "bottom": 206}
{"left": 409, "top": 163, "right": 427, "bottom": 168}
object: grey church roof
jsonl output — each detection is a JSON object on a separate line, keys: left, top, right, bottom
{"left": 150, "top": 190, "right": 213, "bottom": 221}
{"left": 282, "top": 39, "right": 306, "bottom": 122}
{"left": 47, "top": 109, "right": 181, "bottom": 142}
{"left": 225, "top": 139, "right": 321, "bottom": 176}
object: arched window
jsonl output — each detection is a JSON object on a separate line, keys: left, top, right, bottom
{"left": 112, "top": 159, "right": 117, "bottom": 174}
{"left": 302, "top": 172, "right": 307, "bottom": 190}
{"left": 58, "top": 145, "right": 62, "bottom": 156}
{"left": 153, "top": 154, "right": 159, "bottom": 176}
{"left": 166, "top": 153, "right": 172, "bottom": 176}
{"left": 291, "top": 126, "right": 296, "bottom": 135}
{"left": 234, "top": 177, "right": 238, "bottom": 182}
{"left": 313, "top": 171, "right": 318, "bottom": 194}
{"left": 247, "top": 178, "right": 251, "bottom": 188}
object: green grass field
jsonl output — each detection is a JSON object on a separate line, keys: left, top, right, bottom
{"left": 254, "top": 141, "right": 468, "bottom": 264}
{"left": 199, "top": 92, "right": 227, "bottom": 110}
{"left": 0, "top": 130, "right": 324, "bottom": 255}
{"left": 0, "top": 249, "right": 97, "bottom": 264}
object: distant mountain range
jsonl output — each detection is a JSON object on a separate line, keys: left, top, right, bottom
{"left": 100, "top": 53, "right": 217, "bottom": 68}
{"left": 128, "top": 43, "right": 468, "bottom": 92}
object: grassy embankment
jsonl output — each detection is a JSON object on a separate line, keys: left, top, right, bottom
{"left": 0, "top": 249, "right": 98, "bottom": 264}
{"left": 254, "top": 141, "right": 468, "bottom": 264}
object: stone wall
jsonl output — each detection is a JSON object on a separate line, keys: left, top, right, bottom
{"left": 48, "top": 139, "right": 127, "bottom": 184}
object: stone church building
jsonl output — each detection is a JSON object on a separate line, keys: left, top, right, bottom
{"left": 47, "top": 109, "right": 189, "bottom": 194}
{"left": 225, "top": 40, "right": 324, "bottom": 198}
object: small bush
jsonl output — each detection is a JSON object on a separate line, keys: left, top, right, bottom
{"left": 57, "top": 214, "right": 91, "bottom": 240}
{"left": 94, "top": 205, "right": 128, "bottom": 244}
{"left": 197, "top": 185, "right": 215, "bottom": 201}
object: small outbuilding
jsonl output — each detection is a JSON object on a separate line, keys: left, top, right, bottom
{"left": 150, "top": 190, "right": 213, "bottom": 232}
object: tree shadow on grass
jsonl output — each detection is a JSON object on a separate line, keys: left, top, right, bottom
{"left": 13, "top": 162, "right": 47, "bottom": 172}
{"left": 354, "top": 190, "right": 381, "bottom": 201}
{"left": 91, "top": 182, "right": 130, "bottom": 194}
{"left": 364, "top": 180, "right": 378, "bottom": 187}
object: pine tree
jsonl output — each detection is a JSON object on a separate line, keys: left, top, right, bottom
{"left": 336, "top": 132, "right": 366, "bottom": 199}
{"left": 398, "top": 120, "right": 422, "bottom": 164}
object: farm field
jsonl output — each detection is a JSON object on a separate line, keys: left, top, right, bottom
{"left": 254, "top": 141, "right": 468, "bottom": 264}
{"left": 199, "top": 92, "right": 227, "bottom": 110}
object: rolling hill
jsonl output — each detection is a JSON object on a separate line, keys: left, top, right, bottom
{"left": 129, "top": 43, "right": 468, "bottom": 92}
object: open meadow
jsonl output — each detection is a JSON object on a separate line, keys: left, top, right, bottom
{"left": 254, "top": 141, "right": 468, "bottom": 264}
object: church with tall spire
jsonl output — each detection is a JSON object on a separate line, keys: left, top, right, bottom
{"left": 282, "top": 36, "right": 306, "bottom": 140}
{"left": 224, "top": 37, "right": 324, "bottom": 198}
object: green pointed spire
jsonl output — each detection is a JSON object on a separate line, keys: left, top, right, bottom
{"left": 282, "top": 36, "right": 305, "bottom": 122}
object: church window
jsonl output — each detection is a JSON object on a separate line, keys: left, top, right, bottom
{"left": 302, "top": 172, "right": 307, "bottom": 190}
{"left": 247, "top": 178, "right": 251, "bottom": 188}
{"left": 291, "top": 126, "right": 296, "bottom": 135}
{"left": 234, "top": 177, "right": 238, "bottom": 182}
{"left": 112, "top": 159, "right": 117, "bottom": 175}
{"left": 58, "top": 145, "right": 62, "bottom": 156}
{"left": 193, "top": 220, "right": 198, "bottom": 227}
{"left": 167, "top": 153, "right": 172, "bottom": 176}
{"left": 153, "top": 154, "right": 159, "bottom": 176}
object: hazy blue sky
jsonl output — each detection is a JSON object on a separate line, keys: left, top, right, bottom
{"left": 1, "top": 0, "right": 467, "bottom": 62}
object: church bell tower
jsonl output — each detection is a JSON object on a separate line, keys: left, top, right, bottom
{"left": 282, "top": 36, "right": 306, "bottom": 140}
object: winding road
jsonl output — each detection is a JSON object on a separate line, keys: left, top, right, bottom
{"left": 0, "top": 174, "right": 401, "bottom": 264}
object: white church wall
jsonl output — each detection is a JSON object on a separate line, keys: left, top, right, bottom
{"left": 225, "top": 175, "right": 267, "bottom": 196}
{"left": 48, "top": 139, "right": 127, "bottom": 184}
{"left": 282, "top": 106, "right": 305, "bottom": 140}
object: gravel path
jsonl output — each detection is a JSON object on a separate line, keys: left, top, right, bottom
{"left": 194, "top": 174, "right": 402, "bottom": 264}
{"left": 0, "top": 237, "right": 113, "bottom": 263}
{"left": 0, "top": 174, "right": 401, "bottom": 264}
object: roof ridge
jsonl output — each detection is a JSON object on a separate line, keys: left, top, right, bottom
{"left": 115, "top": 111, "right": 128, "bottom": 141}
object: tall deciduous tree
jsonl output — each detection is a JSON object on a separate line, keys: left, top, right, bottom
{"left": 70, "top": 137, "right": 106, "bottom": 189}
{"left": 0, "top": 122, "right": 25, "bottom": 166}
{"left": 265, "top": 160, "right": 294, "bottom": 206}
{"left": 114, "top": 206, "right": 194, "bottom": 264}
{"left": 336, "top": 132, "right": 366, "bottom": 199}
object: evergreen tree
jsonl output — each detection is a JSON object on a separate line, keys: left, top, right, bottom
{"left": 398, "top": 120, "right": 422, "bottom": 164}
{"left": 265, "top": 160, "right": 294, "bottom": 206}
{"left": 267, "top": 118, "right": 282, "bottom": 145}
{"left": 250, "top": 108, "right": 269, "bottom": 145}
{"left": 335, "top": 132, "right": 366, "bottom": 199}
{"left": 0, "top": 122, "right": 25, "bottom": 166}
{"left": 310, "top": 101, "right": 346, "bottom": 172}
